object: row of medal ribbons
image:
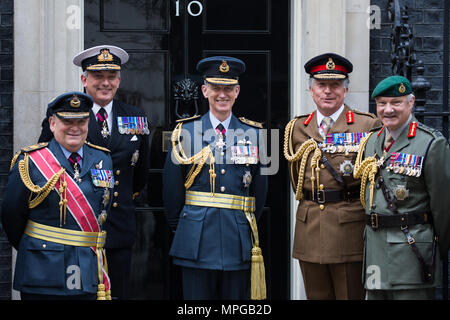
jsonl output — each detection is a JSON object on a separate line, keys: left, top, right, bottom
{"left": 91, "top": 169, "right": 115, "bottom": 188}
{"left": 387, "top": 152, "right": 424, "bottom": 177}
{"left": 117, "top": 117, "right": 150, "bottom": 135}
{"left": 231, "top": 145, "right": 259, "bottom": 165}
{"left": 320, "top": 132, "right": 368, "bottom": 154}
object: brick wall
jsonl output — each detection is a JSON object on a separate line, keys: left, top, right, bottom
{"left": 369, "top": 0, "right": 446, "bottom": 131}
{"left": 0, "top": 0, "right": 13, "bottom": 300}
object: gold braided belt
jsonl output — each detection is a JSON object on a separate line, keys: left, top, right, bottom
{"left": 185, "top": 190, "right": 255, "bottom": 213}
{"left": 184, "top": 190, "right": 266, "bottom": 300}
{"left": 24, "top": 220, "right": 110, "bottom": 300}
{"left": 24, "top": 220, "right": 106, "bottom": 248}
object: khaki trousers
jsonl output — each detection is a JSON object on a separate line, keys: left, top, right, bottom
{"left": 299, "top": 260, "right": 365, "bottom": 300}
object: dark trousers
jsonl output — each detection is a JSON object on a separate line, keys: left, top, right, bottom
{"left": 106, "top": 247, "right": 132, "bottom": 300}
{"left": 181, "top": 267, "right": 250, "bottom": 300}
{"left": 299, "top": 260, "right": 365, "bottom": 300}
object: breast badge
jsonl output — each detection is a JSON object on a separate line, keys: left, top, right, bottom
{"left": 131, "top": 150, "right": 139, "bottom": 166}
{"left": 394, "top": 185, "right": 409, "bottom": 201}
{"left": 339, "top": 160, "right": 354, "bottom": 176}
{"left": 243, "top": 171, "right": 252, "bottom": 188}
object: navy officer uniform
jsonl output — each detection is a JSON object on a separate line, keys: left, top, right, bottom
{"left": 1, "top": 92, "right": 114, "bottom": 300}
{"left": 163, "top": 56, "right": 268, "bottom": 300}
{"left": 37, "top": 45, "right": 150, "bottom": 299}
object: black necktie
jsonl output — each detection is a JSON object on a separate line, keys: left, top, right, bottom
{"left": 68, "top": 152, "right": 81, "bottom": 170}
{"left": 97, "top": 108, "right": 108, "bottom": 131}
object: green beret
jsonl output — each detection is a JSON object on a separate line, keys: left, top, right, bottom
{"left": 371, "top": 75, "right": 412, "bottom": 99}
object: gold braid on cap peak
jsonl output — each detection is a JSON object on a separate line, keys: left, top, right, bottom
{"left": 18, "top": 153, "right": 68, "bottom": 225}
{"left": 283, "top": 118, "right": 322, "bottom": 201}
{"left": 171, "top": 122, "right": 216, "bottom": 194}
{"left": 353, "top": 132, "right": 377, "bottom": 209}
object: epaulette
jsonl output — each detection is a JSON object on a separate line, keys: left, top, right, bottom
{"left": 85, "top": 141, "right": 110, "bottom": 153}
{"left": 239, "top": 117, "right": 263, "bottom": 128}
{"left": 370, "top": 125, "right": 383, "bottom": 133}
{"left": 11, "top": 142, "right": 48, "bottom": 171}
{"left": 416, "top": 121, "right": 441, "bottom": 138}
{"left": 351, "top": 109, "right": 377, "bottom": 119}
{"left": 21, "top": 142, "right": 49, "bottom": 153}
{"left": 175, "top": 115, "right": 201, "bottom": 123}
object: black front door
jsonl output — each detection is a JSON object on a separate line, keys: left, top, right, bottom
{"left": 85, "top": 0, "right": 290, "bottom": 299}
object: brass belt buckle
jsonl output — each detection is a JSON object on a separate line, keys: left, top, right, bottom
{"left": 370, "top": 213, "right": 379, "bottom": 229}
{"left": 316, "top": 190, "right": 325, "bottom": 204}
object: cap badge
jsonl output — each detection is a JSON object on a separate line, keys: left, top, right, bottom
{"left": 98, "top": 49, "right": 113, "bottom": 63}
{"left": 399, "top": 83, "right": 406, "bottom": 94}
{"left": 70, "top": 95, "right": 81, "bottom": 108}
{"left": 326, "top": 58, "right": 335, "bottom": 70}
{"left": 219, "top": 60, "right": 230, "bottom": 73}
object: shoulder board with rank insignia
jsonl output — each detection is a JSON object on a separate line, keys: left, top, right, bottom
{"left": 21, "top": 142, "right": 49, "bottom": 153}
{"left": 351, "top": 109, "right": 378, "bottom": 119}
{"left": 239, "top": 117, "right": 263, "bottom": 128}
{"left": 85, "top": 141, "right": 111, "bottom": 153}
{"left": 175, "top": 114, "right": 201, "bottom": 123}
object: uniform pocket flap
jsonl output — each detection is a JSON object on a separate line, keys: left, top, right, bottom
{"left": 26, "top": 240, "right": 64, "bottom": 251}
{"left": 387, "top": 226, "right": 434, "bottom": 243}
{"left": 182, "top": 205, "right": 207, "bottom": 221}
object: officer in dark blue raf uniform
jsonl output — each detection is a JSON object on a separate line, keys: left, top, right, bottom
{"left": 163, "top": 56, "right": 268, "bottom": 300}
{"left": 1, "top": 92, "right": 114, "bottom": 300}
{"left": 37, "top": 45, "right": 150, "bottom": 299}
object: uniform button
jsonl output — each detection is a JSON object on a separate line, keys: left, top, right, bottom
{"left": 319, "top": 204, "right": 325, "bottom": 211}
{"left": 320, "top": 164, "right": 325, "bottom": 169}
{"left": 221, "top": 152, "right": 225, "bottom": 156}
{"left": 221, "top": 169, "right": 226, "bottom": 175}
{"left": 115, "top": 180, "right": 119, "bottom": 186}
{"left": 114, "top": 192, "right": 119, "bottom": 197}
{"left": 220, "top": 186, "right": 226, "bottom": 192}
{"left": 113, "top": 202, "right": 118, "bottom": 208}
{"left": 42, "top": 244, "right": 47, "bottom": 248}
{"left": 319, "top": 184, "right": 324, "bottom": 190}
{"left": 116, "top": 170, "right": 121, "bottom": 175}
{"left": 183, "top": 213, "right": 187, "bottom": 218}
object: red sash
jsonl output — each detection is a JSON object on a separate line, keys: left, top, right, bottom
{"left": 28, "top": 147, "right": 110, "bottom": 291}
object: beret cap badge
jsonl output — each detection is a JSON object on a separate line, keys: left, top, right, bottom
{"left": 219, "top": 60, "right": 230, "bottom": 73}
{"left": 70, "top": 95, "right": 81, "bottom": 108}
{"left": 399, "top": 83, "right": 406, "bottom": 94}
{"left": 98, "top": 49, "right": 114, "bottom": 63}
{"left": 326, "top": 58, "right": 335, "bottom": 70}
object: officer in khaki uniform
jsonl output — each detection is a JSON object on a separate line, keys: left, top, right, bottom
{"left": 284, "top": 53, "right": 380, "bottom": 299}
{"left": 354, "top": 75, "right": 450, "bottom": 299}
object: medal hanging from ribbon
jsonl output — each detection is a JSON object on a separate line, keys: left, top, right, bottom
{"left": 387, "top": 152, "right": 423, "bottom": 177}
{"left": 320, "top": 132, "right": 368, "bottom": 154}
{"left": 231, "top": 139, "right": 258, "bottom": 165}
{"left": 91, "top": 169, "right": 114, "bottom": 188}
{"left": 117, "top": 117, "right": 150, "bottom": 135}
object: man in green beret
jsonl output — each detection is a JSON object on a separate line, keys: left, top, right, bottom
{"left": 354, "top": 75, "right": 450, "bottom": 299}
